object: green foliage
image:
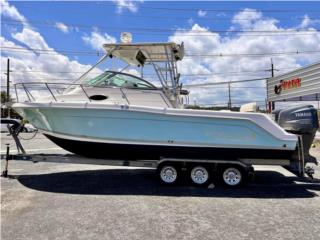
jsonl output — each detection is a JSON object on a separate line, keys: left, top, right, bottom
{"left": 21, "top": 119, "right": 29, "bottom": 124}
{"left": 1, "top": 91, "right": 21, "bottom": 118}
{"left": 186, "top": 105, "right": 240, "bottom": 111}
{"left": 0, "top": 91, "right": 9, "bottom": 103}
{"left": 186, "top": 104, "right": 268, "bottom": 113}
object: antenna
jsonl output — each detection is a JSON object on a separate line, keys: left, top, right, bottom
{"left": 120, "top": 32, "right": 132, "bottom": 44}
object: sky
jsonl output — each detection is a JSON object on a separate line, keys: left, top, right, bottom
{"left": 1, "top": 0, "right": 320, "bottom": 107}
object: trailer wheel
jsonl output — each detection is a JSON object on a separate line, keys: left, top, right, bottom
{"left": 190, "top": 165, "right": 210, "bottom": 186}
{"left": 221, "top": 166, "right": 244, "bottom": 187}
{"left": 158, "top": 164, "right": 178, "bottom": 184}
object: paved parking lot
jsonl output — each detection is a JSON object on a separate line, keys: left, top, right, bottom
{"left": 1, "top": 134, "right": 320, "bottom": 240}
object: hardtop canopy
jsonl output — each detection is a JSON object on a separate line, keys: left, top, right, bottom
{"left": 103, "top": 42, "right": 184, "bottom": 66}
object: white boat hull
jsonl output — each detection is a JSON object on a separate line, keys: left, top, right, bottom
{"left": 13, "top": 102, "right": 298, "bottom": 160}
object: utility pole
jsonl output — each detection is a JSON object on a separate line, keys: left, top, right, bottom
{"left": 227, "top": 82, "right": 231, "bottom": 110}
{"left": 270, "top": 59, "right": 275, "bottom": 111}
{"left": 266, "top": 58, "right": 278, "bottom": 113}
{"left": 6, "top": 58, "right": 11, "bottom": 118}
{"left": 6, "top": 58, "right": 10, "bottom": 103}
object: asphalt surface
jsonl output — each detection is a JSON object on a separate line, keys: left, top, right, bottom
{"left": 1, "top": 133, "right": 320, "bottom": 240}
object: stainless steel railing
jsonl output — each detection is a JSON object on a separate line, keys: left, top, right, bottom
{"left": 13, "top": 82, "right": 189, "bottom": 106}
{"left": 14, "top": 82, "right": 132, "bottom": 103}
{"left": 15, "top": 82, "right": 80, "bottom": 102}
{"left": 14, "top": 82, "right": 173, "bottom": 105}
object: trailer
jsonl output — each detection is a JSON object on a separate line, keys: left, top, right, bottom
{"left": 1, "top": 139, "right": 314, "bottom": 188}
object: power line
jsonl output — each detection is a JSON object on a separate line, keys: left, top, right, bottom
{"left": 14, "top": 2, "right": 320, "bottom": 13}
{"left": 5, "top": 74, "right": 270, "bottom": 80}
{"left": 1, "top": 67, "right": 296, "bottom": 75}
{"left": 5, "top": 81, "right": 265, "bottom": 89}
{"left": 2, "top": 24, "right": 317, "bottom": 37}
{"left": 142, "top": 7, "right": 320, "bottom": 13}
{"left": 2, "top": 69, "right": 264, "bottom": 75}
{"left": 8, "top": 78, "right": 77, "bottom": 81}
{"left": 7, "top": 73, "right": 270, "bottom": 81}
{"left": 104, "top": 2, "right": 320, "bottom": 13}
{"left": 2, "top": 20, "right": 319, "bottom": 34}
{"left": 2, "top": 46, "right": 320, "bottom": 58}
{"left": 6, "top": 6, "right": 316, "bottom": 22}
{"left": 0, "top": 46, "right": 101, "bottom": 56}
{"left": 2, "top": 68, "right": 269, "bottom": 84}
{"left": 0, "top": 69, "right": 100, "bottom": 74}
{"left": 187, "top": 51, "right": 320, "bottom": 57}
{"left": 183, "top": 77, "right": 268, "bottom": 87}
{"left": 1, "top": 20, "right": 319, "bottom": 37}
{"left": 95, "top": 13, "right": 317, "bottom": 22}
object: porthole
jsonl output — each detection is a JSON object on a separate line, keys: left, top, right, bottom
{"left": 89, "top": 95, "right": 108, "bottom": 101}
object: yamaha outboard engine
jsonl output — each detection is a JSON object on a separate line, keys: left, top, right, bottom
{"left": 273, "top": 105, "right": 319, "bottom": 174}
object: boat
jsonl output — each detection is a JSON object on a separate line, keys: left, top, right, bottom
{"left": 11, "top": 41, "right": 318, "bottom": 164}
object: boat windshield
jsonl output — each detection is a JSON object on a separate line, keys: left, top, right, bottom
{"left": 86, "top": 71, "right": 156, "bottom": 89}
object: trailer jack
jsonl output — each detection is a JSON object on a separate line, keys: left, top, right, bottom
{"left": 1, "top": 144, "right": 31, "bottom": 178}
{"left": 305, "top": 166, "right": 315, "bottom": 179}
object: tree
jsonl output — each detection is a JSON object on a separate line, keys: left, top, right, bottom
{"left": 1, "top": 91, "right": 21, "bottom": 118}
{"left": 1, "top": 91, "right": 9, "bottom": 103}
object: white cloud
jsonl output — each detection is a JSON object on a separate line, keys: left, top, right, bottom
{"left": 232, "top": 8, "right": 278, "bottom": 31}
{"left": 12, "top": 28, "right": 50, "bottom": 50}
{"left": 0, "top": 0, "right": 102, "bottom": 99}
{"left": 122, "top": 68, "right": 140, "bottom": 77}
{"left": 169, "top": 9, "right": 320, "bottom": 106}
{"left": 1, "top": 35, "right": 95, "bottom": 86}
{"left": 197, "top": 10, "right": 207, "bottom": 17}
{"left": 187, "top": 18, "right": 194, "bottom": 26}
{"left": 233, "top": 8, "right": 262, "bottom": 21}
{"left": 55, "top": 22, "right": 69, "bottom": 33}
{"left": 113, "top": 0, "right": 141, "bottom": 13}
{"left": 82, "top": 29, "right": 117, "bottom": 51}
{"left": 298, "top": 15, "right": 320, "bottom": 29}
{"left": 0, "top": 0, "right": 27, "bottom": 23}
{"left": 170, "top": 24, "right": 221, "bottom": 54}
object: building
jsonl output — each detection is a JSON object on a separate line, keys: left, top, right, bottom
{"left": 267, "top": 61, "right": 320, "bottom": 112}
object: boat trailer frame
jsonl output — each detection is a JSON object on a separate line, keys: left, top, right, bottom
{"left": 1, "top": 131, "right": 314, "bottom": 179}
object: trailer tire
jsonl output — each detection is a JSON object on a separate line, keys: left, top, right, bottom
{"left": 189, "top": 165, "right": 210, "bottom": 186}
{"left": 220, "top": 165, "right": 246, "bottom": 187}
{"left": 157, "top": 164, "right": 179, "bottom": 185}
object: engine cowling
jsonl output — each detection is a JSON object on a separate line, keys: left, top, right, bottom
{"left": 273, "top": 105, "right": 319, "bottom": 165}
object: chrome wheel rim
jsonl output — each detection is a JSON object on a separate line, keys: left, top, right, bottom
{"left": 191, "top": 166, "right": 209, "bottom": 184}
{"left": 160, "top": 166, "right": 177, "bottom": 183}
{"left": 223, "top": 168, "right": 242, "bottom": 186}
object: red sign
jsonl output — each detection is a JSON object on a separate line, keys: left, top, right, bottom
{"left": 274, "top": 77, "right": 301, "bottom": 95}
{"left": 281, "top": 77, "right": 301, "bottom": 90}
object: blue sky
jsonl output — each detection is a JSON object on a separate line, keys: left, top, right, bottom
{"left": 3, "top": 1, "right": 320, "bottom": 60}
{"left": 1, "top": 0, "right": 320, "bottom": 106}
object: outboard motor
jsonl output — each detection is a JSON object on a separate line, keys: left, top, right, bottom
{"left": 273, "top": 105, "right": 319, "bottom": 172}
